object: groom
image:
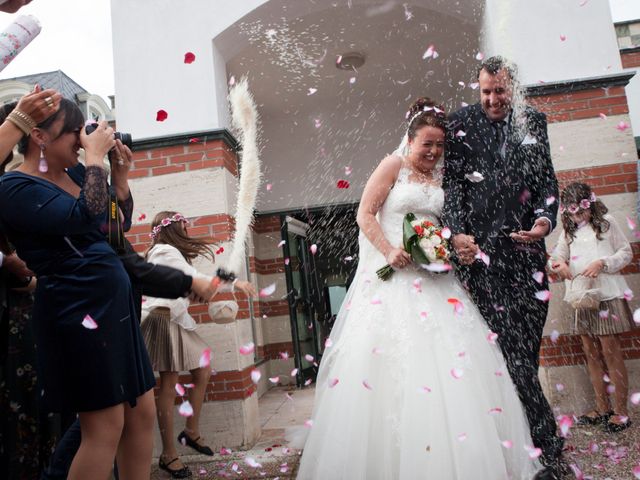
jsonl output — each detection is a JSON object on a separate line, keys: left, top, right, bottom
{"left": 442, "top": 56, "right": 566, "bottom": 479}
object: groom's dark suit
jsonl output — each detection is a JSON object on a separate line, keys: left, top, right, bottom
{"left": 442, "top": 103, "right": 563, "bottom": 463}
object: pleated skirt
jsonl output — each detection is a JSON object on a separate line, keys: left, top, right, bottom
{"left": 141, "top": 307, "right": 210, "bottom": 372}
{"left": 574, "top": 298, "right": 636, "bottom": 336}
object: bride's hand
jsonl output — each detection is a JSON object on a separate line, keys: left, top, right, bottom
{"left": 386, "top": 248, "right": 411, "bottom": 269}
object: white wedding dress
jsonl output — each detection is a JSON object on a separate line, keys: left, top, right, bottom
{"left": 296, "top": 166, "right": 541, "bottom": 479}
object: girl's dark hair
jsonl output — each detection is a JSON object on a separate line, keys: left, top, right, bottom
{"left": 406, "top": 97, "right": 446, "bottom": 140}
{"left": 147, "top": 210, "right": 214, "bottom": 264}
{"left": 17, "top": 97, "right": 85, "bottom": 155}
{"left": 561, "top": 182, "right": 610, "bottom": 244}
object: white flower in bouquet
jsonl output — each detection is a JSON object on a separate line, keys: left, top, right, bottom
{"left": 426, "top": 248, "right": 438, "bottom": 262}
{"left": 419, "top": 237, "right": 433, "bottom": 250}
{"left": 430, "top": 235, "right": 442, "bottom": 246}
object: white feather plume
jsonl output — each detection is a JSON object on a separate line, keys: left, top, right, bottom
{"left": 226, "top": 78, "right": 262, "bottom": 274}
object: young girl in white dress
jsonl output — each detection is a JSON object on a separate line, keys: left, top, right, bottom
{"left": 141, "top": 211, "right": 255, "bottom": 478}
{"left": 551, "top": 182, "right": 635, "bottom": 433}
{"left": 295, "top": 99, "right": 541, "bottom": 479}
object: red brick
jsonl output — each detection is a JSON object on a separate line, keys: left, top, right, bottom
{"left": 595, "top": 184, "right": 627, "bottom": 195}
{"left": 151, "top": 165, "right": 186, "bottom": 176}
{"left": 608, "top": 104, "right": 630, "bottom": 115}
{"left": 150, "top": 145, "right": 185, "bottom": 158}
{"left": 570, "top": 108, "right": 615, "bottom": 121}
{"left": 134, "top": 158, "right": 167, "bottom": 169}
{"left": 169, "top": 152, "right": 204, "bottom": 164}
{"left": 128, "top": 169, "right": 149, "bottom": 179}
{"left": 589, "top": 96, "right": 627, "bottom": 108}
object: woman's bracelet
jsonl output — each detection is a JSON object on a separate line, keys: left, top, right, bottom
{"left": 6, "top": 109, "right": 37, "bottom": 135}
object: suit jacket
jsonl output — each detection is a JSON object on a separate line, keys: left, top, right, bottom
{"left": 442, "top": 103, "right": 559, "bottom": 284}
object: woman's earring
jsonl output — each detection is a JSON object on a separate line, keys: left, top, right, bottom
{"left": 38, "top": 144, "right": 48, "bottom": 173}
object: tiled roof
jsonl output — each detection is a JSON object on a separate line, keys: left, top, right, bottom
{"left": 1, "top": 70, "right": 87, "bottom": 100}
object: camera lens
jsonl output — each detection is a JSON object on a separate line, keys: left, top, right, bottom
{"left": 84, "top": 123, "right": 133, "bottom": 149}
{"left": 114, "top": 132, "right": 133, "bottom": 149}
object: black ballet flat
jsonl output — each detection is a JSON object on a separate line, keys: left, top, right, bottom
{"left": 158, "top": 456, "right": 192, "bottom": 478}
{"left": 576, "top": 410, "right": 612, "bottom": 426}
{"left": 178, "top": 430, "right": 214, "bottom": 456}
{"left": 605, "top": 416, "right": 632, "bottom": 433}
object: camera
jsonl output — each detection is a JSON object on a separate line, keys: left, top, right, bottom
{"left": 84, "top": 123, "right": 132, "bottom": 150}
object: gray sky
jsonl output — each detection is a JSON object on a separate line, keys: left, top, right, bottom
{"left": 0, "top": 0, "right": 638, "bottom": 105}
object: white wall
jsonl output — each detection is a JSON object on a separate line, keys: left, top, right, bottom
{"left": 483, "top": 0, "right": 622, "bottom": 84}
{"left": 110, "top": 0, "right": 268, "bottom": 138}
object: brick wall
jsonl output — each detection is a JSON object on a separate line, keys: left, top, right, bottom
{"left": 621, "top": 50, "right": 640, "bottom": 69}
{"left": 527, "top": 86, "right": 628, "bottom": 123}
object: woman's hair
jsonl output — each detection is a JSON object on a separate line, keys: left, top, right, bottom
{"left": 16, "top": 97, "right": 85, "bottom": 155}
{"left": 147, "top": 210, "right": 214, "bottom": 264}
{"left": 406, "top": 97, "right": 446, "bottom": 140}
{"left": 560, "top": 182, "right": 609, "bottom": 244}
{"left": 0, "top": 102, "right": 15, "bottom": 171}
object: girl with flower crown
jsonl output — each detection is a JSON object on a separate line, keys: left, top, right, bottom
{"left": 550, "top": 182, "right": 635, "bottom": 433}
{"left": 141, "top": 210, "right": 255, "bottom": 478}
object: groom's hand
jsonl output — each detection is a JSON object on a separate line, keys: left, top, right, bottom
{"left": 510, "top": 218, "right": 550, "bottom": 243}
{"left": 451, "top": 234, "right": 478, "bottom": 265}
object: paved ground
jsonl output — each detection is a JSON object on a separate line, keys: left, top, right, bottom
{"left": 151, "top": 387, "right": 640, "bottom": 479}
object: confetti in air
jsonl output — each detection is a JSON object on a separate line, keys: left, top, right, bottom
{"left": 259, "top": 283, "right": 276, "bottom": 298}
{"left": 156, "top": 109, "right": 168, "bottom": 122}
{"left": 179, "top": 401, "right": 194, "bottom": 417}
{"left": 199, "top": 348, "right": 212, "bottom": 368}
{"left": 184, "top": 51, "right": 196, "bottom": 64}
{"left": 239, "top": 342, "right": 255, "bottom": 355}
{"left": 81, "top": 314, "right": 98, "bottom": 330}
{"left": 250, "top": 369, "right": 261, "bottom": 384}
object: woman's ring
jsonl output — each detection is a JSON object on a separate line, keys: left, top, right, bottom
{"left": 44, "top": 96, "right": 54, "bottom": 108}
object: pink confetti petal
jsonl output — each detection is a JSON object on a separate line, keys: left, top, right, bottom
{"left": 362, "top": 379, "right": 373, "bottom": 390}
{"left": 457, "top": 433, "right": 467, "bottom": 442}
{"left": 291, "top": 368, "right": 298, "bottom": 376}
{"left": 420, "top": 386, "right": 432, "bottom": 393}
{"left": 627, "top": 216, "right": 637, "bottom": 230}
{"left": 268, "top": 376, "right": 280, "bottom": 384}
{"left": 569, "top": 464, "right": 584, "bottom": 480}
{"left": 475, "top": 52, "right": 484, "bottom": 61}
{"left": 502, "top": 440, "right": 513, "bottom": 449}
{"left": 81, "top": 314, "right": 98, "bottom": 330}
{"left": 630, "top": 392, "right": 640, "bottom": 405}
{"left": 329, "top": 378, "right": 339, "bottom": 388}
{"left": 441, "top": 227, "right": 452, "bottom": 239}
{"left": 250, "top": 369, "right": 261, "bottom": 384}
{"left": 450, "top": 368, "right": 464, "bottom": 379}
{"left": 279, "top": 351, "right": 289, "bottom": 360}
{"left": 535, "top": 290, "right": 551, "bottom": 302}
{"left": 550, "top": 330, "right": 560, "bottom": 343}
{"left": 199, "top": 348, "right": 212, "bottom": 368}
{"left": 259, "top": 283, "right": 277, "bottom": 298}
{"left": 370, "top": 295, "right": 382, "bottom": 305}
{"left": 137, "top": 213, "right": 146, "bottom": 222}
{"left": 556, "top": 383, "right": 565, "bottom": 392}
{"left": 617, "top": 121, "right": 630, "bottom": 132}
{"left": 304, "top": 419, "right": 313, "bottom": 428}
{"left": 310, "top": 244, "right": 318, "bottom": 255}
{"left": 488, "top": 407, "right": 503, "bottom": 415}
{"left": 245, "top": 457, "right": 262, "bottom": 468}
{"left": 304, "top": 354, "right": 314, "bottom": 362}
{"left": 266, "top": 183, "right": 273, "bottom": 191}
{"left": 239, "top": 342, "right": 255, "bottom": 355}
{"left": 475, "top": 251, "right": 490, "bottom": 266}
{"left": 624, "top": 289, "right": 634, "bottom": 301}
{"left": 598, "top": 112, "right": 607, "bottom": 120}
{"left": 178, "top": 400, "right": 194, "bottom": 417}
{"left": 633, "top": 465, "right": 640, "bottom": 479}
{"left": 284, "top": 257, "right": 290, "bottom": 265}
{"left": 175, "top": 383, "right": 185, "bottom": 396}
{"left": 447, "top": 298, "right": 464, "bottom": 315}
{"left": 422, "top": 44, "right": 437, "bottom": 59}
{"left": 487, "top": 331, "right": 498, "bottom": 344}
{"left": 559, "top": 34, "right": 567, "bottom": 41}
{"left": 419, "top": 311, "right": 428, "bottom": 320}
{"left": 469, "top": 82, "right": 479, "bottom": 90}
{"left": 277, "top": 240, "right": 286, "bottom": 247}
{"left": 424, "top": 263, "right": 453, "bottom": 273}
{"left": 525, "top": 445, "right": 542, "bottom": 459}
{"left": 412, "top": 278, "right": 422, "bottom": 293}
{"left": 532, "top": 271, "right": 545, "bottom": 284}
{"left": 344, "top": 166, "right": 352, "bottom": 175}
{"left": 156, "top": 109, "right": 168, "bottom": 122}
{"left": 455, "top": 130, "right": 466, "bottom": 137}
{"left": 220, "top": 447, "right": 232, "bottom": 455}
{"left": 558, "top": 415, "right": 573, "bottom": 437}
{"left": 372, "top": 347, "right": 383, "bottom": 355}
{"left": 184, "top": 52, "right": 196, "bottom": 64}
{"left": 307, "top": 88, "right": 317, "bottom": 95}
{"left": 304, "top": 378, "right": 313, "bottom": 386}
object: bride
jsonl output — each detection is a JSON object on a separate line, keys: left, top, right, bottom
{"left": 295, "top": 98, "right": 541, "bottom": 479}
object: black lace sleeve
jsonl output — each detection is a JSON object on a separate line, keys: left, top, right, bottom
{"left": 120, "top": 191, "right": 134, "bottom": 231}
{"left": 82, "top": 165, "right": 109, "bottom": 216}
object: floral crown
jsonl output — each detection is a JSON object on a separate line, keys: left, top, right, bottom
{"left": 149, "top": 213, "right": 188, "bottom": 239}
{"left": 559, "top": 192, "right": 597, "bottom": 215}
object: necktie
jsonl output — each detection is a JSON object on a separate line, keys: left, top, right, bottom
{"left": 492, "top": 120, "right": 506, "bottom": 158}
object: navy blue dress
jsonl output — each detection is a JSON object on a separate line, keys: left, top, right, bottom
{"left": 0, "top": 166, "right": 155, "bottom": 413}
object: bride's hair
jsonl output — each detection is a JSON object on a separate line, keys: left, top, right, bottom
{"left": 406, "top": 97, "right": 446, "bottom": 140}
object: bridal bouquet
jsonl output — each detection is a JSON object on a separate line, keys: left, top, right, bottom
{"left": 376, "top": 213, "right": 452, "bottom": 281}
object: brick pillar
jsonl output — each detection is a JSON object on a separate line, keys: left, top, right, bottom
{"left": 524, "top": 73, "right": 640, "bottom": 414}
{"left": 126, "top": 130, "right": 261, "bottom": 451}
{"left": 249, "top": 215, "right": 295, "bottom": 395}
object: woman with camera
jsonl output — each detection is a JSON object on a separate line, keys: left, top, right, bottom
{"left": 0, "top": 98, "right": 156, "bottom": 479}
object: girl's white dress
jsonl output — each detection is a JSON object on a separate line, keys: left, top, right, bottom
{"left": 296, "top": 167, "right": 541, "bottom": 479}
